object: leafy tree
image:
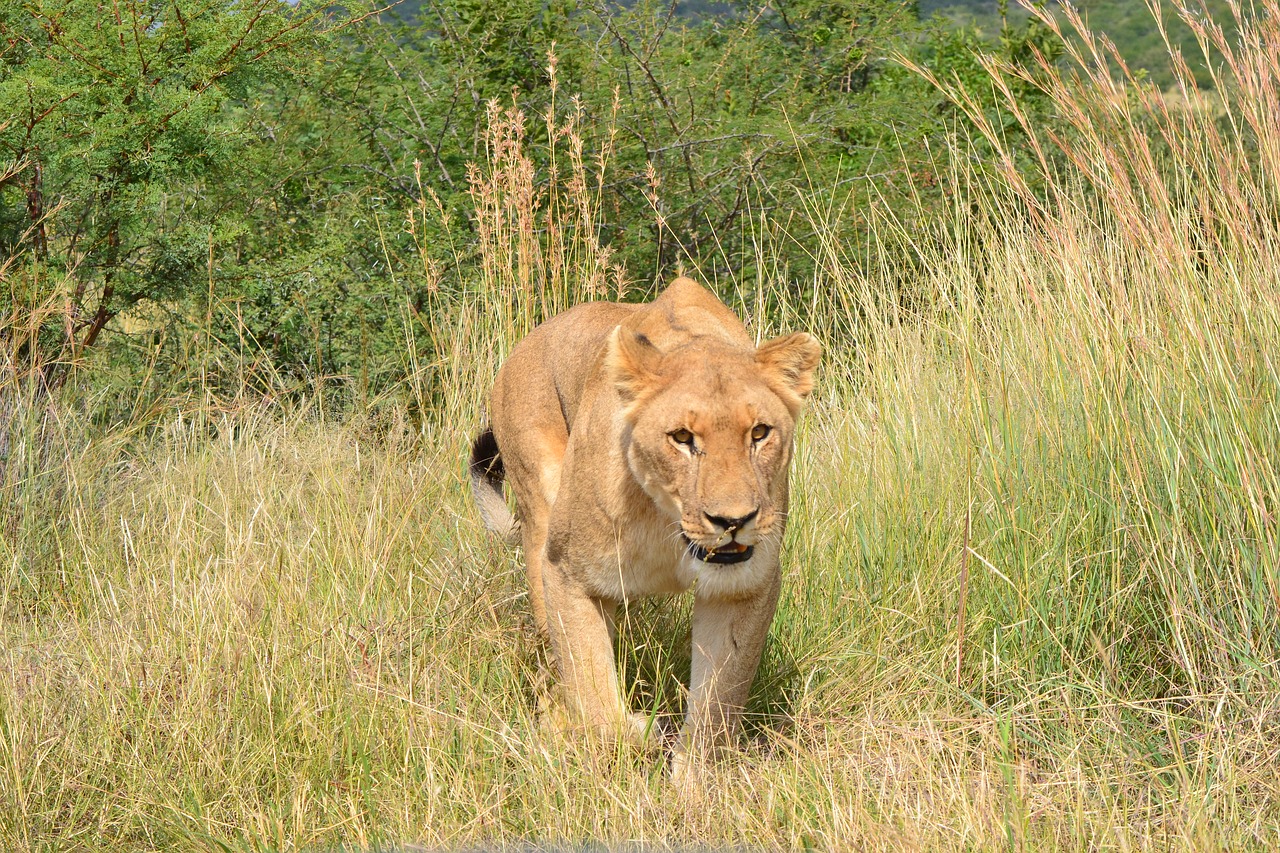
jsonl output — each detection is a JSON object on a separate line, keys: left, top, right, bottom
{"left": 334, "top": 0, "right": 931, "bottom": 290}
{"left": 0, "top": 0, "right": 354, "bottom": 383}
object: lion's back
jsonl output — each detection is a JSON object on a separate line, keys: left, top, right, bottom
{"left": 490, "top": 300, "right": 637, "bottom": 442}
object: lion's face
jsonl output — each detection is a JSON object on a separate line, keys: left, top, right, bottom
{"left": 608, "top": 329, "right": 821, "bottom": 564}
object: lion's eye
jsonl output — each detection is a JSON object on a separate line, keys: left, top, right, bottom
{"left": 669, "top": 428, "right": 695, "bottom": 446}
{"left": 751, "top": 424, "right": 771, "bottom": 442}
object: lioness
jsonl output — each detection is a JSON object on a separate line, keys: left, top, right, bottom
{"left": 470, "top": 277, "right": 820, "bottom": 775}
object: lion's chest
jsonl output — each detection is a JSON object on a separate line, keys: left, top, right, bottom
{"left": 578, "top": 511, "right": 698, "bottom": 601}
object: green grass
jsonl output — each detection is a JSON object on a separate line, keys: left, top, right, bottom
{"left": 3, "top": 2, "right": 1280, "bottom": 849}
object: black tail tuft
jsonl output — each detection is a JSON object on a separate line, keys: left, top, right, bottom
{"left": 469, "top": 427, "right": 504, "bottom": 487}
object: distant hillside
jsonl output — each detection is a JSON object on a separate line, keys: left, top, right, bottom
{"left": 921, "top": 0, "right": 1238, "bottom": 89}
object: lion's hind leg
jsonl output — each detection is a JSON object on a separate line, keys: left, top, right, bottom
{"left": 496, "top": 427, "right": 566, "bottom": 634}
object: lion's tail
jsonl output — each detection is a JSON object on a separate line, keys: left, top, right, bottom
{"left": 469, "top": 427, "right": 520, "bottom": 545}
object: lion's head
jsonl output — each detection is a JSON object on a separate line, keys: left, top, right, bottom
{"left": 607, "top": 327, "right": 821, "bottom": 565}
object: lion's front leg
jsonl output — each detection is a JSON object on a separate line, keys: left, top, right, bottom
{"left": 674, "top": 570, "right": 781, "bottom": 782}
{"left": 541, "top": 559, "right": 649, "bottom": 742}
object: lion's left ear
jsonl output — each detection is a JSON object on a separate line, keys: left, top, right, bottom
{"left": 606, "top": 325, "right": 663, "bottom": 408}
{"left": 756, "top": 332, "right": 822, "bottom": 412}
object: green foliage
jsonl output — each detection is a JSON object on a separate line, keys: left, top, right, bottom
{"left": 3, "top": 0, "right": 1253, "bottom": 403}
{"left": 333, "top": 0, "right": 930, "bottom": 300}
{"left": 0, "top": 0, "right": 351, "bottom": 383}
{"left": 133, "top": 0, "right": 943, "bottom": 397}
{"left": 0, "top": 0, "right": 1082, "bottom": 399}
{"left": 10, "top": 0, "right": 1071, "bottom": 401}
{"left": 906, "top": 11, "right": 1062, "bottom": 165}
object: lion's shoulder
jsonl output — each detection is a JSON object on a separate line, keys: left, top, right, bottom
{"left": 621, "top": 277, "right": 753, "bottom": 353}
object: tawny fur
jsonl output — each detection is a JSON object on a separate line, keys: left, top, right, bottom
{"left": 471, "top": 277, "right": 820, "bottom": 779}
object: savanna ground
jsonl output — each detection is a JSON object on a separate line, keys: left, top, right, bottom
{"left": 4, "top": 3, "right": 1280, "bottom": 851}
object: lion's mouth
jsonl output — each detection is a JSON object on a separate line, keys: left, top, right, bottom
{"left": 683, "top": 536, "right": 754, "bottom": 565}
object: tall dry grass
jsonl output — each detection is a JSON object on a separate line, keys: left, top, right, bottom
{"left": 3, "top": 2, "right": 1280, "bottom": 849}
{"left": 402, "top": 57, "right": 629, "bottom": 421}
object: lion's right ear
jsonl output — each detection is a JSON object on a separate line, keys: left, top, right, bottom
{"left": 606, "top": 326, "right": 663, "bottom": 406}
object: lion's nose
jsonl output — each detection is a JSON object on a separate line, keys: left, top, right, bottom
{"left": 705, "top": 508, "right": 759, "bottom": 533}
